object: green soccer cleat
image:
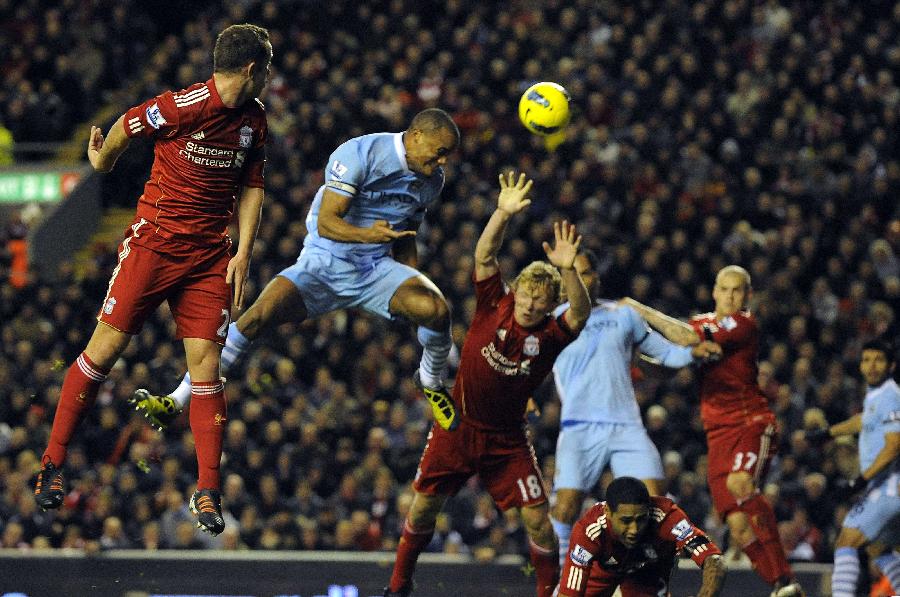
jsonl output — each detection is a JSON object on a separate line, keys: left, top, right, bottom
{"left": 130, "top": 389, "right": 183, "bottom": 431}
{"left": 414, "top": 370, "right": 459, "bottom": 431}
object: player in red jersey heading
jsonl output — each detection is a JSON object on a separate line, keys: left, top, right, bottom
{"left": 384, "top": 172, "right": 592, "bottom": 597}
{"left": 624, "top": 266, "right": 804, "bottom": 597}
{"left": 557, "top": 476, "right": 725, "bottom": 597}
{"left": 32, "top": 24, "right": 271, "bottom": 537}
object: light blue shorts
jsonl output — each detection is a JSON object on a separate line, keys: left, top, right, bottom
{"left": 278, "top": 247, "right": 420, "bottom": 319}
{"left": 553, "top": 421, "right": 664, "bottom": 492}
{"left": 843, "top": 472, "right": 900, "bottom": 541}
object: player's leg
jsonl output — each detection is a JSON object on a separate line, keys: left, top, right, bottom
{"left": 35, "top": 322, "right": 132, "bottom": 509}
{"left": 181, "top": 337, "right": 228, "bottom": 536}
{"left": 831, "top": 525, "right": 867, "bottom": 597}
{"left": 377, "top": 265, "right": 457, "bottom": 431}
{"left": 388, "top": 423, "right": 473, "bottom": 595}
{"left": 552, "top": 422, "right": 609, "bottom": 566}
{"left": 386, "top": 491, "right": 448, "bottom": 596}
{"left": 37, "top": 226, "right": 164, "bottom": 509}
{"left": 483, "top": 431, "right": 558, "bottom": 597}
{"left": 520, "top": 502, "right": 561, "bottom": 597}
{"left": 870, "top": 512, "right": 900, "bottom": 594}
{"left": 607, "top": 423, "right": 665, "bottom": 496}
{"left": 133, "top": 271, "right": 308, "bottom": 426}
{"left": 833, "top": 490, "right": 900, "bottom": 596}
{"left": 712, "top": 423, "right": 799, "bottom": 596}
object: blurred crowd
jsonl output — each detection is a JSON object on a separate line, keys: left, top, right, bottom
{"left": 1, "top": 0, "right": 899, "bottom": 568}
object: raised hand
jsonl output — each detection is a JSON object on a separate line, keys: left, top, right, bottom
{"left": 691, "top": 341, "right": 723, "bottom": 361}
{"left": 542, "top": 220, "right": 581, "bottom": 270}
{"left": 87, "top": 125, "right": 105, "bottom": 169}
{"left": 497, "top": 171, "right": 533, "bottom": 215}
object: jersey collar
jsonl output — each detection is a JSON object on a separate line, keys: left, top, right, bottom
{"left": 394, "top": 133, "right": 412, "bottom": 173}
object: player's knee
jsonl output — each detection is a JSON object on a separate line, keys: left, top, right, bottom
{"left": 835, "top": 527, "right": 866, "bottom": 549}
{"left": 726, "top": 512, "right": 755, "bottom": 547}
{"left": 725, "top": 472, "right": 755, "bottom": 501}
{"left": 551, "top": 496, "right": 581, "bottom": 524}
{"left": 422, "top": 294, "right": 450, "bottom": 329}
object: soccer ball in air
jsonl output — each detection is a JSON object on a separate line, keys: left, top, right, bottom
{"left": 518, "top": 82, "right": 571, "bottom": 136}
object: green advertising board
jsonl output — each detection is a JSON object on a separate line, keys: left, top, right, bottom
{"left": 0, "top": 171, "right": 80, "bottom": 203}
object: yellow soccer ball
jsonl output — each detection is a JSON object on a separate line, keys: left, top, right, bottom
{"left": 518, "top": 82, "right": 571, "bottom": 136}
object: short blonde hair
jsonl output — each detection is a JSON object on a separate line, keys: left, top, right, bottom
{"left": 512, "top": 261, "right": 562, "bottom": 302}
{"left": 716, "top": 264, "right": 751, "bottom": 290}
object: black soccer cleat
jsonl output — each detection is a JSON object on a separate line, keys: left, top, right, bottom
{"left": 383, "top": 584, "right": 412, "bottom": 597}
{"left": 189, "top": 489, "right": 226, "bottom": 536}
{"left": 33, "top": 461, "right": 65, "bottom": 511}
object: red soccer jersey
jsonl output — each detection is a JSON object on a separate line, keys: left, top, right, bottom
{"left": 558, "top": 496, "right": 720, "bottom": 597}
{"left": 453, "top": 271, "right": 577, "bottom": 431}
{"left": 689, "top": 310, "right": 772, "bottom": 429}
{"left": 122, "top": 78, "right": 267, "bottom": 245}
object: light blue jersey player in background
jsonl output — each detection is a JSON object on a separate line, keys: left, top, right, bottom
{"left": 548, "top": 250, "right": 722, "bottom": 566}
{"left": 132, "top": 109, "right": 461, "bottom": 432}
{"left": 809, "top": 339, "right": 900, "bottom": 597}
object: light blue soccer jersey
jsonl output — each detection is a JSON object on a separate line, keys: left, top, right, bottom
{"left": 860, "top": 378, "right": 900, "bottom": 479}
{"left": 304, "top": 132, "right": 444, "bottom": 261}
{"left": 552, "top": 301, "right": 694, "bottom": 424}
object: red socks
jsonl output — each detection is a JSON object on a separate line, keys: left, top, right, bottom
{"left": 389, "top": 520, "right": 435, "bottom": 592}
{"left": 741, "top": 494, "right": 793, "bottom": 583}
{"left": 189, "top": 380, "right": 226, "bottom": 490}
{"left": 530, "top": 539, "right": 560, "bottom": 597}
{"left": 43, "top": 353, "right": 108, "bottom": 466}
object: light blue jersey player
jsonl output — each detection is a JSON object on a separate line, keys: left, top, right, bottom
{"left": 547, "top": 251, "right": 722, "bottom": 566}
{"left": 132, "top": 109, "right": 462, "bottom": 432}
{"left": 824, "top": 340, "right": 900, "bottom": 597}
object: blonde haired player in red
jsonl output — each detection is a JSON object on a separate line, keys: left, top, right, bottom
{"left": 32, "top": 24, "right": 271, "bottom": 537}
{"left": 556, "top": 476, "right": 725, "bottom": 596}
{"left": 384, "top": 172, "right": 592, "bottom": 597}
{"left": 624, "top": 265, "right": 803, "bottom": 597}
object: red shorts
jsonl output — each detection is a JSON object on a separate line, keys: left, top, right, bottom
{"left": 97, "top": 218, "right": 232, "bottom": 343}
{"left": 413, "top": 420, "right": 548, "bottom": 510}
{"left": 706, "top": 414, "right": 777, "bottom": 517}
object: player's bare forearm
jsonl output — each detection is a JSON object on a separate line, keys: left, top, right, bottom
{"left": 622, "top": 297, "right": 700, "bottom": 345}
{"left": 235, "top": 186, "right": 264, "bottom": 258}
{"left": 830, "top": 413, "right": 862, "bottom": 437}
{"left": 392, "top": 234, "right": 418, "bottom": 267}
{"left": 473, "top": 207, "right": 511, "bottom": 280}
{"left": 862, "top": 432, "right": 900, "bottom": 481}
{"left": 697, "top": 554, "right": 725, "bottom": 597}
{"left": 88, "top": 115, "right": 131, "bottom": 172}
{"left": 561, "top": 267, "right": 590, "bottom": 331}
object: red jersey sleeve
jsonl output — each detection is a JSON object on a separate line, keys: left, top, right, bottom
{"left": 239, "top": 99, "right": 267, "bottom": 189}
{"left": 473, "top": 270, "right": 508, "bottom": 312}
{"left": 692, "top": 311, "right": 756, "bottom": 350}
{"left": 558, "top": 503, "right": 606, "bottom": 596}
{"left": 657, "top": 503, "right": 721, "bottom": 568}
{"left": 123, "top": 91, "right": 180, "bottom": 140}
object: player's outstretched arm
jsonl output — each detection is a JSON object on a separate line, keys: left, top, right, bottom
{"left": 87, "top": 115, "right": 131, "bottom": 173}
{"left": 696, "top": 554, "right": 726, "bottom": 597}
{"left": 621, "top": 297, "right": 700, "bottom": 346}
{"left": 474, "top": 171, "right": 532, "bottom": 281}
{"left": 318, "top": 189, "right": 416, "bottom": 243}
{"left": 544, "top": 221, "right": 590, "bottom": 331}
